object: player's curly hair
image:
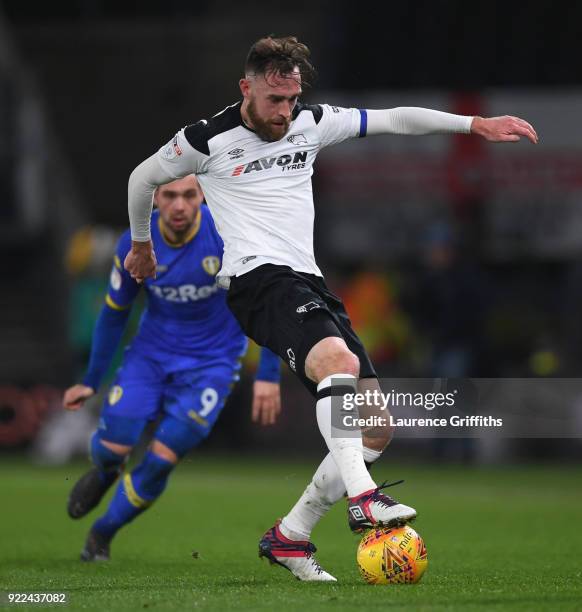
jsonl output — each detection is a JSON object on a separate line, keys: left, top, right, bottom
{"left": 245, "top": 35, "right": 316, "bottom": 86}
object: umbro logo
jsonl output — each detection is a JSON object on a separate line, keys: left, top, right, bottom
{"left": 348, "top": 506, "right": 366, "bottom": 521}
{"left": 228, "top": 148, "right": 245, "bottom": 159}
{"left": 287, "top": 133, "right": 308, "bottom": 145}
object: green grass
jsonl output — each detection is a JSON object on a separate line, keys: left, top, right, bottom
{"left": 1, "top": 457, "right": 581, "bottom": 611}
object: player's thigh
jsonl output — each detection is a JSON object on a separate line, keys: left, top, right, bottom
{"left": 323, "top": 288, "right": 378, "bottom": 382}
{"left": 162, "top": 360, "right": 239, "bottom": 441}
{"left": 228, "top": 264, "right": 346, "bottom": 395}
{"left": 99, "top": 348, "right": 164, "bottom": 445}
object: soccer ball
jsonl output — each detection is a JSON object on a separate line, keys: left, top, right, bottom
{"left": 356, "top": 525, "right": 428, "bottom": 584}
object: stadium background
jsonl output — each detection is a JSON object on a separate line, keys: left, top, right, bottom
{"left": 1, "top": 3, "right": 582, "bottom": 610}
{"left": 2, "top": 0, "right": 581, "bottom": 461}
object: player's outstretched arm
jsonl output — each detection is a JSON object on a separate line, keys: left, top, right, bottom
{"left": 365, "top": 107, "right": 537, "bottom": 143}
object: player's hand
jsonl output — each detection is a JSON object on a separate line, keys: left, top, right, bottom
{"left": 252, "top": 381, "right": 281, "bottom": 426}
{"left": 63, "top": 384, "right": 95, "bottom": 411}
{"left": 124, "top": 240, "right": 157, "bottom": 283}
{"left": 471, "top": 115, "right": 538, "bottom": 144}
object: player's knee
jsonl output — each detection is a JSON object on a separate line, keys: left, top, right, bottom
{"left": 154, "top": 415, "right": 207, "bottom": 460}
{"left": 90, "top": 432, "right": 129, "bottom": 471}
{"left": 151, "top": 440, "right": 179, "bottom": 465}
{"left": 305, "top": 337, "right": 360, "bottom": 382}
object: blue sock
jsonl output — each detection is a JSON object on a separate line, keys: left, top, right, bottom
{"left": 92, "top": 451, "right": 174, "bottom": 539}
{"left": 90, "top": 433, "right": 126, "bottom": 487}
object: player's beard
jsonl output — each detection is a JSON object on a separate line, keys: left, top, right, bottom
{"left": 163, "top": 213, "right": 196, "bottom": 242}
{"left": 246, "top": 99, "right": 290, "bottom": 142}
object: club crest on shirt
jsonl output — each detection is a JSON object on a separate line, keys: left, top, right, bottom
{"left": 108, "top": 385, "right": 123, "bottom": 406}
{"left": 287, "top": 133, "right": 308, "bottom": 145}
{"left": 202, "top": 256, "right": 220, "bottom": 276}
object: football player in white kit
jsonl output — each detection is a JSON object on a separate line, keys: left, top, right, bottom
{"left": 124, "top": 36, "right": 538, "bottom": 581}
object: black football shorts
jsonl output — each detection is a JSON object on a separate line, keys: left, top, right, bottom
{"left": 227, "top": 264, "right": 377, "bottom": 396}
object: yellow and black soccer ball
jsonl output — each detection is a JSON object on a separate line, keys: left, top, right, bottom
{"left": 356, "top": 525, "right": 428, "bottom": 585}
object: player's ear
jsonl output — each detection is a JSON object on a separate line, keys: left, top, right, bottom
{"left": 239, "top": 77, "right": 251, "bottom": 99}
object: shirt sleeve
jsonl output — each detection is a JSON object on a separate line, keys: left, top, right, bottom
{"left": 255, "top": 347, "right": 281, "bottom": 383}
{"left": 82, "top": 232, "right": 139, "bottom": 390}
{"left": 105, "top": 231, "right": 141, "bottom": 311}
{"left": 156, "top": 124, "right": 210, "bottom": 178}
{"left": 82, "top": 305, "right": 131, "bottom": 391}
{"left": 316, "top": 104, "right": 367, "bottom": 149}
{"left": 365, "top": 107, "right": 473, "bottom": 136}
{"left": 128, "top": 122, "right": 210, "bottom": 242}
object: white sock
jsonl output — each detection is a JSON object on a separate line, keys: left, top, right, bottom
{"left": 362, "top": 447, "right": 382, "bottom": 463}
{"left": 315, "top": 374, "right": 376, "bottom": 499}
{"left": 281, "top": 447, "right": 383, "bottom": 541}
{"left": 280, "top": 453, "right": 344, "bottom": 540}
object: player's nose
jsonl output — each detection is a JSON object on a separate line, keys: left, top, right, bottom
{"left": 279, "top": 102, "right": 292, "bottom": 120}
{"left": 174, "top": 196, "right": 186, "bottom": 210}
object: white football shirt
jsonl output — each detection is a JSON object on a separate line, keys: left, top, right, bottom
{"left": 155, "top": 101, "right": 365, "bottom": 280}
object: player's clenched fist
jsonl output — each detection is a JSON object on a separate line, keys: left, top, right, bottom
{"left": 63, "top": 384, "right": 95, "bottom": 411}
{"left": 471, "top": 115, "right": 538, "bottom": 144}
{"left": 124, "top": 240, "right": 157, "bottom": 282}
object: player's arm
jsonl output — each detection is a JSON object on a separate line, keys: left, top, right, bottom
{"left": 314, "top": 104, "right": 537, "bottom": 147}
{"left": 126, "top": 124, "right": 210, "bottom": 282}
{"left": 365, "top": 107, "right": 538, "bottom": 143}
{"left": 252, "top": 348, "right": 282, "bottom": 426}
{"left": 64, "top": 234, "right": 140, "bottom": 410}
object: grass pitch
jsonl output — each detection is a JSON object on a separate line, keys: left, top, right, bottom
{"left": 1, "top": 456, "right": 581, "bottom": 611}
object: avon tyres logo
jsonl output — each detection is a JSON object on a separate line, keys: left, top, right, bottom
{"left": 232, "top": 151, "right": 308, "bottom": 176}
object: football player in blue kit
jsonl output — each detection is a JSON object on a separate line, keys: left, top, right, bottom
{"left": 63, "top": 174, "right": 281, "bottom": 561}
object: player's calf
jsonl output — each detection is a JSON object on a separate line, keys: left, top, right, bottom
{"left": 87, "top": 416, "right": 203, "bottom": 550}
{"left": 90, "top": 450, "right": 175, "bottom": 541}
